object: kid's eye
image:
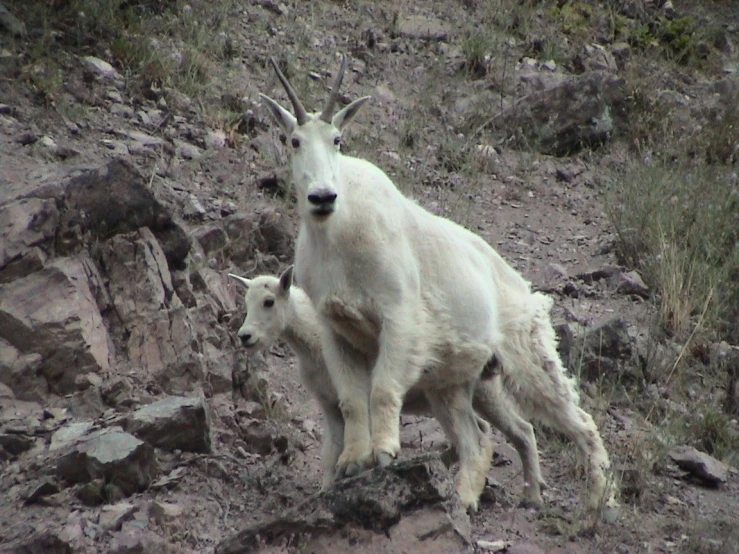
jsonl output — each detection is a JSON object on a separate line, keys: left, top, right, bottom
{"left": 264, "top": 298, "right": 274, "bottom": 308}
{"left": 333, "top": 136, "right": 341, "bottom": 146}
{"left": 291, "top": 137, "right": 300, "bottom": 148}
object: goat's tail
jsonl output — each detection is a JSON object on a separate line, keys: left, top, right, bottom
{"left": 493, "top": 291, "right": 581, "bottom": 423}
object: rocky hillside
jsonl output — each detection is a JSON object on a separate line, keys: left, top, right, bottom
{"left": 1, "top": 0, "right": 738, "bottom": 553}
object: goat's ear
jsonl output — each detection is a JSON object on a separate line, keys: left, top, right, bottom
{"left": 332, "top": 96, "right": 371, "bottom": 131}
{"left": 278, "top": 266, "right": 294, "bottom": 296}
{"left": 228, "top": 273, "right": 252, "bottom": 288}
{"left": 259, "top": 94, "right": 297, "bottom": 134}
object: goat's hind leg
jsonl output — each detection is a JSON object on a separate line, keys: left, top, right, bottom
{"left": 541, "top": 395, "right": 614, "bottom": 510}
{"left": 426, "top": 383, "right": 493, "bottom": 512}
{"left": 473, "top": 376, "right": 545, "bottom": 508}
{"left": 525, "top": 310, "right": 616, "bottom": 511}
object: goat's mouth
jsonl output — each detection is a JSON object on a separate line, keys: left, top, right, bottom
{"left": 310, "top": 204, "right": 335, "bottom": 218}
{"left": 241, "top": 338, "right": 260, "bottom": 349}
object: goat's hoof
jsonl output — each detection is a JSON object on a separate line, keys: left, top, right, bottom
{"left": 597, "top": 497, "right": 621, "bottom": 523}
{"left": 464, "top": 499, "right": 479, "bottom": 514}
{"left": 375, "top": 451, "right": 395, "bottom": 468}
{"left": 456, "top": 480, "right": 481, "bottom": 513}
{"left": 343, "top": 461, "right": 366, "bottom": 478}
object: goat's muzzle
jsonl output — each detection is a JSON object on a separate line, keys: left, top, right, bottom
{"left": 239, "top": 333, "right": 259, "bottom": 349}
{"left": 307, "top": 190, "right": 337, "bottom": 217}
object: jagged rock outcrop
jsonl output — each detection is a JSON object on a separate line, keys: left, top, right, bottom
{"left": 217, "top": 453, "right": 473, "bottom": 554}
{"left": 0, "top": 255, "right": 112, "bottom": 396}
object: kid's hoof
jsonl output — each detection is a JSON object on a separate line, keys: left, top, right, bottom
{"left": 375, "top": 451, "right": 395, "bottom": 468}
{"left": 519, "top": 497, "right": 543, "bottom": 510}
{"left": 440, "top": 447, "right": 459, "bottom": 468}
{"left": 600, "top": 502, "right": 621, "bottom": 523}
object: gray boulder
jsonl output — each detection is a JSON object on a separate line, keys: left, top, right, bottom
{"left": 124, "top": 395, "right": 211, "bottom": 453}
{"left": 482, "top": 71, "right": 624, "bottom": 156}
{"left": 55, "top": 427, "right": 157, "bottom": 498}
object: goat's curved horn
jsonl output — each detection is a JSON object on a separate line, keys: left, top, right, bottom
{"left": 268, "top": 57, "right": 308, "bottom": 125}
{"left": 320, "top": 54, "right": 348, "bottom": 123}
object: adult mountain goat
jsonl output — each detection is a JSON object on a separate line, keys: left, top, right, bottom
{"left": 259, "top": 54, "right": 616, "bottom": 512}
{"left": 229, "top": 267, "right": 545, "bottom": 506}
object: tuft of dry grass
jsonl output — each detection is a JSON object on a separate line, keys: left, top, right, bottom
{"left": 605, "top": 160, "right": 738, "bottom": 343}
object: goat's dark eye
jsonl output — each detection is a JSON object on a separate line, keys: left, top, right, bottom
{"left": 291, "top": 137, "right": 300, "bottom": 148}
{"left": 333, "top": 136, "right": 341, "bottom": 146}
{"left": 264, "top": 298, "right": 274, "bottom": 308}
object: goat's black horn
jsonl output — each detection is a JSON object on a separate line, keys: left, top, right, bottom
{"left": 269, "top": 57, "right": 308, "bottom": 125}
{"left": 319, "top": 54, "right": 348, "bottom": 123}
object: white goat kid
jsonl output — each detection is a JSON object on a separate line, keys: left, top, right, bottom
{"left": 259, "top": 54, "right": 616, "bottom": 512}
{"left": 229, "top": 267, "right": 546, "bottom": 505}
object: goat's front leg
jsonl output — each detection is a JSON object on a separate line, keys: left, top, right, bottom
{"left": 318, "top": 401, "right": 345, "bottom": 491}
{"left": 369, "top": 320, "right": 424, "bottom": 467}
{"left": 321, "top": 332, "right": 373, "bottom": 479}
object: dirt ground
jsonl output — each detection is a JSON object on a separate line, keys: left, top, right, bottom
{"left": 1, "top": 0, "right": 738, "bottom": 553}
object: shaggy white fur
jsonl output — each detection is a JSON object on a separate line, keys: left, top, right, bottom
{"left": 229, "top": 268, "right": 545, "bottom": 505}
{"left": 258, "top": 54, "right": 616, "bottom": 511}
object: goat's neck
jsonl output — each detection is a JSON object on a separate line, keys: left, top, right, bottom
{"left": 282, "top": 289, "right": 324, "bottom": 364}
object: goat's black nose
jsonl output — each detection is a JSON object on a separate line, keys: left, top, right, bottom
{"left": 240, "top": 334, "right": 251, "bottom": 345}
{"left": 307, "top": 192, "right": 337, "bottom": 206}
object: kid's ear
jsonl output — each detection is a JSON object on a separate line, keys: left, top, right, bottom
{"left": 278, "top": 265, "right": 294, "bottom": 296}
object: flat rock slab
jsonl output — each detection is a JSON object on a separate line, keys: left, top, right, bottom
{"left": 216, "top": 452, "right": 472, "bottom": 554}
{"left": 50, "top": 421, "right": 96, "bottom": 451}
{"left": 123, "top": 395, "right": 211, "bottom": 453}
{"left": 99, "top": 227, "right": 206, "bottom": 393}
{"left": 669, "top": 445, "right": 729, "bottom": 485}
{"left": 55, "top": 427, "right": 156, "bottom": 496}
{"left": 8, "top": 529, "right": 72, "bottom": 554}
{"left": 397, "top": 15, "right": 450, "bottom": 41}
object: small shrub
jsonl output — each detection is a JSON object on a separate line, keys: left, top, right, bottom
{"left": 461, "top": 26, "right": 494, "bottom": 77}
{"left": 550, "top": 1, "right": 594, "bottom": 36}
{"left": 686, "top": 410, "right": 739, "bottom": 464}
{"left": 626, "top": 13, "right": 719, "bottom": 68}
{"left": 696, "top": 90, "right": 739, "bottom": 165}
